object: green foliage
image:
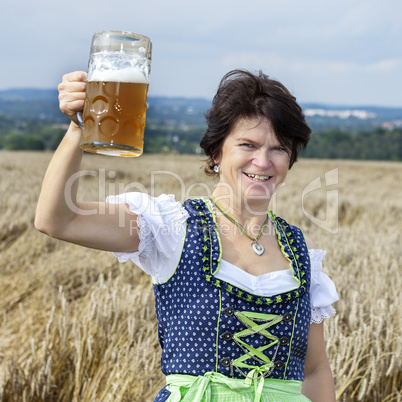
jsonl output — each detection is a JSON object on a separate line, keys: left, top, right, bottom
{"left": 0, "top": 92, "right": 401, "bottom": 160}
{"left": 50, "top": 130, "right": 66, "bottom": 150}
{"left": 0, "top": 120, "right": 66, "bottom": 151}
{"left": 0, "top": 115, "right": 15, "bottom": 131}
{"left": 1, "top": 132, "right": 46, "bottom": 150}
{"left": 302, "top": 128, "right": 402, "bottom": 161}
{"left": 143, "top": 126, "right": 205, "bottom": 155}
{"left": 1, "top": 122, "right": 401, "bottom": 161}
{"left": 1, "top": 132, "right": 26, "bottom": 150}
{"left": 23, "top": 135, "right": 46, "bottom": 150}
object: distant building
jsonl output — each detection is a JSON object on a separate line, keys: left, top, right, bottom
{"left": 304, "top": 109, "right": 376, "bottom": 119}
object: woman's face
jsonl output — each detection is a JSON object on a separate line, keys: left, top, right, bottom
{"left": 215, "top": 117, "right": 290, "bottom": 205}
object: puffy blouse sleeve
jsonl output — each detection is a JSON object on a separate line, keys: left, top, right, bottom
{"left": 309, "top": 249, "right": 339, "bottom": 324}
{"left": 106, "top": 193, "right": 188, "bottom": 281}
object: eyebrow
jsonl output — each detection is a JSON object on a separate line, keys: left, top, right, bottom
{"left": 236, "top": 136, "right": 259, "bottom": 145}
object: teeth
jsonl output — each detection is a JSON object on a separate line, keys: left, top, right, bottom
{"left": 245, "top": 173, "right": 270, "bottom": 181}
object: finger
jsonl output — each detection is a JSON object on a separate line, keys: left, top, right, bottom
{"left": 60, "top": 99, "right": 85, "bottom": 116}
{"left": 59, "top": 89, "right": 85, "bottom": 109}
{"left": 58, "top": 80, "right": 86, "bottom": 95}
{"left": 58, "top": 92, "right": 85, "bottom": 108}
{"left": 58, "top": 90, "right": 86, "bottom": 123}
{"left": 61, "top": 71, "right": 87, "bottom": 84}
{"left": 58, "top": 71, "right": 87, "bottom": 124}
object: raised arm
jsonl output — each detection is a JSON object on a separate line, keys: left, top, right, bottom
{"left": 34, "top": 72, "right": 140, "bottom": 253}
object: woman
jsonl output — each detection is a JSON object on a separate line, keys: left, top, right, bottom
{"left": 35, "top": 69, "right": 339, "bottom": 401}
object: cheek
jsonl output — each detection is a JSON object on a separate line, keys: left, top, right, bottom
{"left": 276, "top": 157, "right": 290, "bottom": 174}
{"left": 222, "top": 150, "right": 245, "bottom": 167}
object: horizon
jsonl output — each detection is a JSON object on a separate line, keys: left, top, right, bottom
{"left": 0, "top": 87, "right": 401, "bottom": 110}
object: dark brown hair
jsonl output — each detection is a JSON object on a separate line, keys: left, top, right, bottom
{"left": 200, "top": 69, "right": 311, "bottom": 175}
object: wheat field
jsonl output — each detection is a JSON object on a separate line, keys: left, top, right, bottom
{"left": 0, "top": 151, "right": 401, "bottom": 401}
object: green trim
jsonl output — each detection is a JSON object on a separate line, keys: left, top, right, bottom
{"left": 202, "top": 197, "right": 222, "bottom": 275}
{"left": 283, "top": 298, "right": 300, "bottom": 379}
{"left": 271, "top": 211, "right": 301, "bottom": 285}
{"left": 203, "top": 201, "right": 287, "bottom": 299}
{"left": 194, "top": 198, "right": 307, "bottom": 306}
{"left": 215, "top": 289, "right": 222, "bottom": 372}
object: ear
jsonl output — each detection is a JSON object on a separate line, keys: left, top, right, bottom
{"left": 214, "top": 153, "right": 222, "bottom": 165}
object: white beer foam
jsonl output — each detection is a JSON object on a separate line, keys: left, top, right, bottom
{"left": 90, "top": 68, "right": 148, "bottom": 84}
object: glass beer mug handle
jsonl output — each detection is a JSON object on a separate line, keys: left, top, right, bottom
{"left": 76, "top": 111, "right": 84, "bottom": 129}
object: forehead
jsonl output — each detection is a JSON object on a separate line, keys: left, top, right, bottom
{"left": 227, "top": 116, "right": 277, "bottom": 140}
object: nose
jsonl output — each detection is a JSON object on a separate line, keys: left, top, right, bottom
{"left": 252, "top": 150, "right": 273, "bottom": 169}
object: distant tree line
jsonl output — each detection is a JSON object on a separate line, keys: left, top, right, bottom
{"left": 0, "top": 114, "right": 401, "bottom": 161}
{"left": 0, "top": 116, "right": 65, "bottom": 151}
{"left": 144, "top": 126, "right": 205, "bottom": 154}
{"left": 302, "top": 128, "right": 402, "bottom": 161}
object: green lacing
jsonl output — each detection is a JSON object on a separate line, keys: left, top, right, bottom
{"left": 230, "top": 310, "right": 283, "bottom": 379}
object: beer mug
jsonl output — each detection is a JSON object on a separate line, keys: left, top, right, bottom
{"left": 79, "top": 31, "right": 152, "bottom": 157}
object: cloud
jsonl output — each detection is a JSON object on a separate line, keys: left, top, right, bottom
{"left": 366, "top": 59, "right": 401, "bottom": 72}
{"left": 1, "top": 0, "right": 401, "bottom": 106}
{"left": 221, "top": 52, "right": 402, "bottom": 75}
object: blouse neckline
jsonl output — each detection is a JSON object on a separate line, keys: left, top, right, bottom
{"left": 187, "top": 197, "right": 309, "bottom": 306}
{"left": 221, "top": 258, "right": 294, "bottom": 279}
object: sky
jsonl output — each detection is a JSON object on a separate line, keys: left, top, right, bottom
{"left": 1, "top": 0, "right": 401, "bottom": 107}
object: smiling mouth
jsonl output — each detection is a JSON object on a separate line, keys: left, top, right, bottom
{"left": 243, "top": 172, "right": 272, "bottom": 182}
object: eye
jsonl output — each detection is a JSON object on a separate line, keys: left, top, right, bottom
{"left": 240, "top": 143, "right": 255, "bottom": 149}
{"left": 273, "top": 146, "right": 287, "bottom": 152}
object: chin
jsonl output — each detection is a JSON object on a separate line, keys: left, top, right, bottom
{"left": 241, "top": 184, "right": 277, "bottom": 201}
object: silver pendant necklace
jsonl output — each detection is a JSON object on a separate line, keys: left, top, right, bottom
{"left": 251, "top": 241, "right": 265, "bottom": 256}
{"left": 209, "top": 196, "right": 269, "bottom": 256}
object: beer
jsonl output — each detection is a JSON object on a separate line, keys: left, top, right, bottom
{"left": 79, "top": 31, "right": 152, "bottom": 157}
{"left": 81, "top": 69, "right": 149, "bottom": 157}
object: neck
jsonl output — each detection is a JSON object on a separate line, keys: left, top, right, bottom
{"left": 210, "top": 194, "right": 270, "bottom": 237}
{"left": 211, "top": 185, "right": 270, "bottom": 225}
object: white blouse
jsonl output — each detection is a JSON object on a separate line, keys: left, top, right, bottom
{"left": 107, "top": 193, "right": 339, "bottom": 324}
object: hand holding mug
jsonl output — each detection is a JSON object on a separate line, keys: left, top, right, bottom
{"left": 58, "top": 71, "right": 87, "bottom": 128}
